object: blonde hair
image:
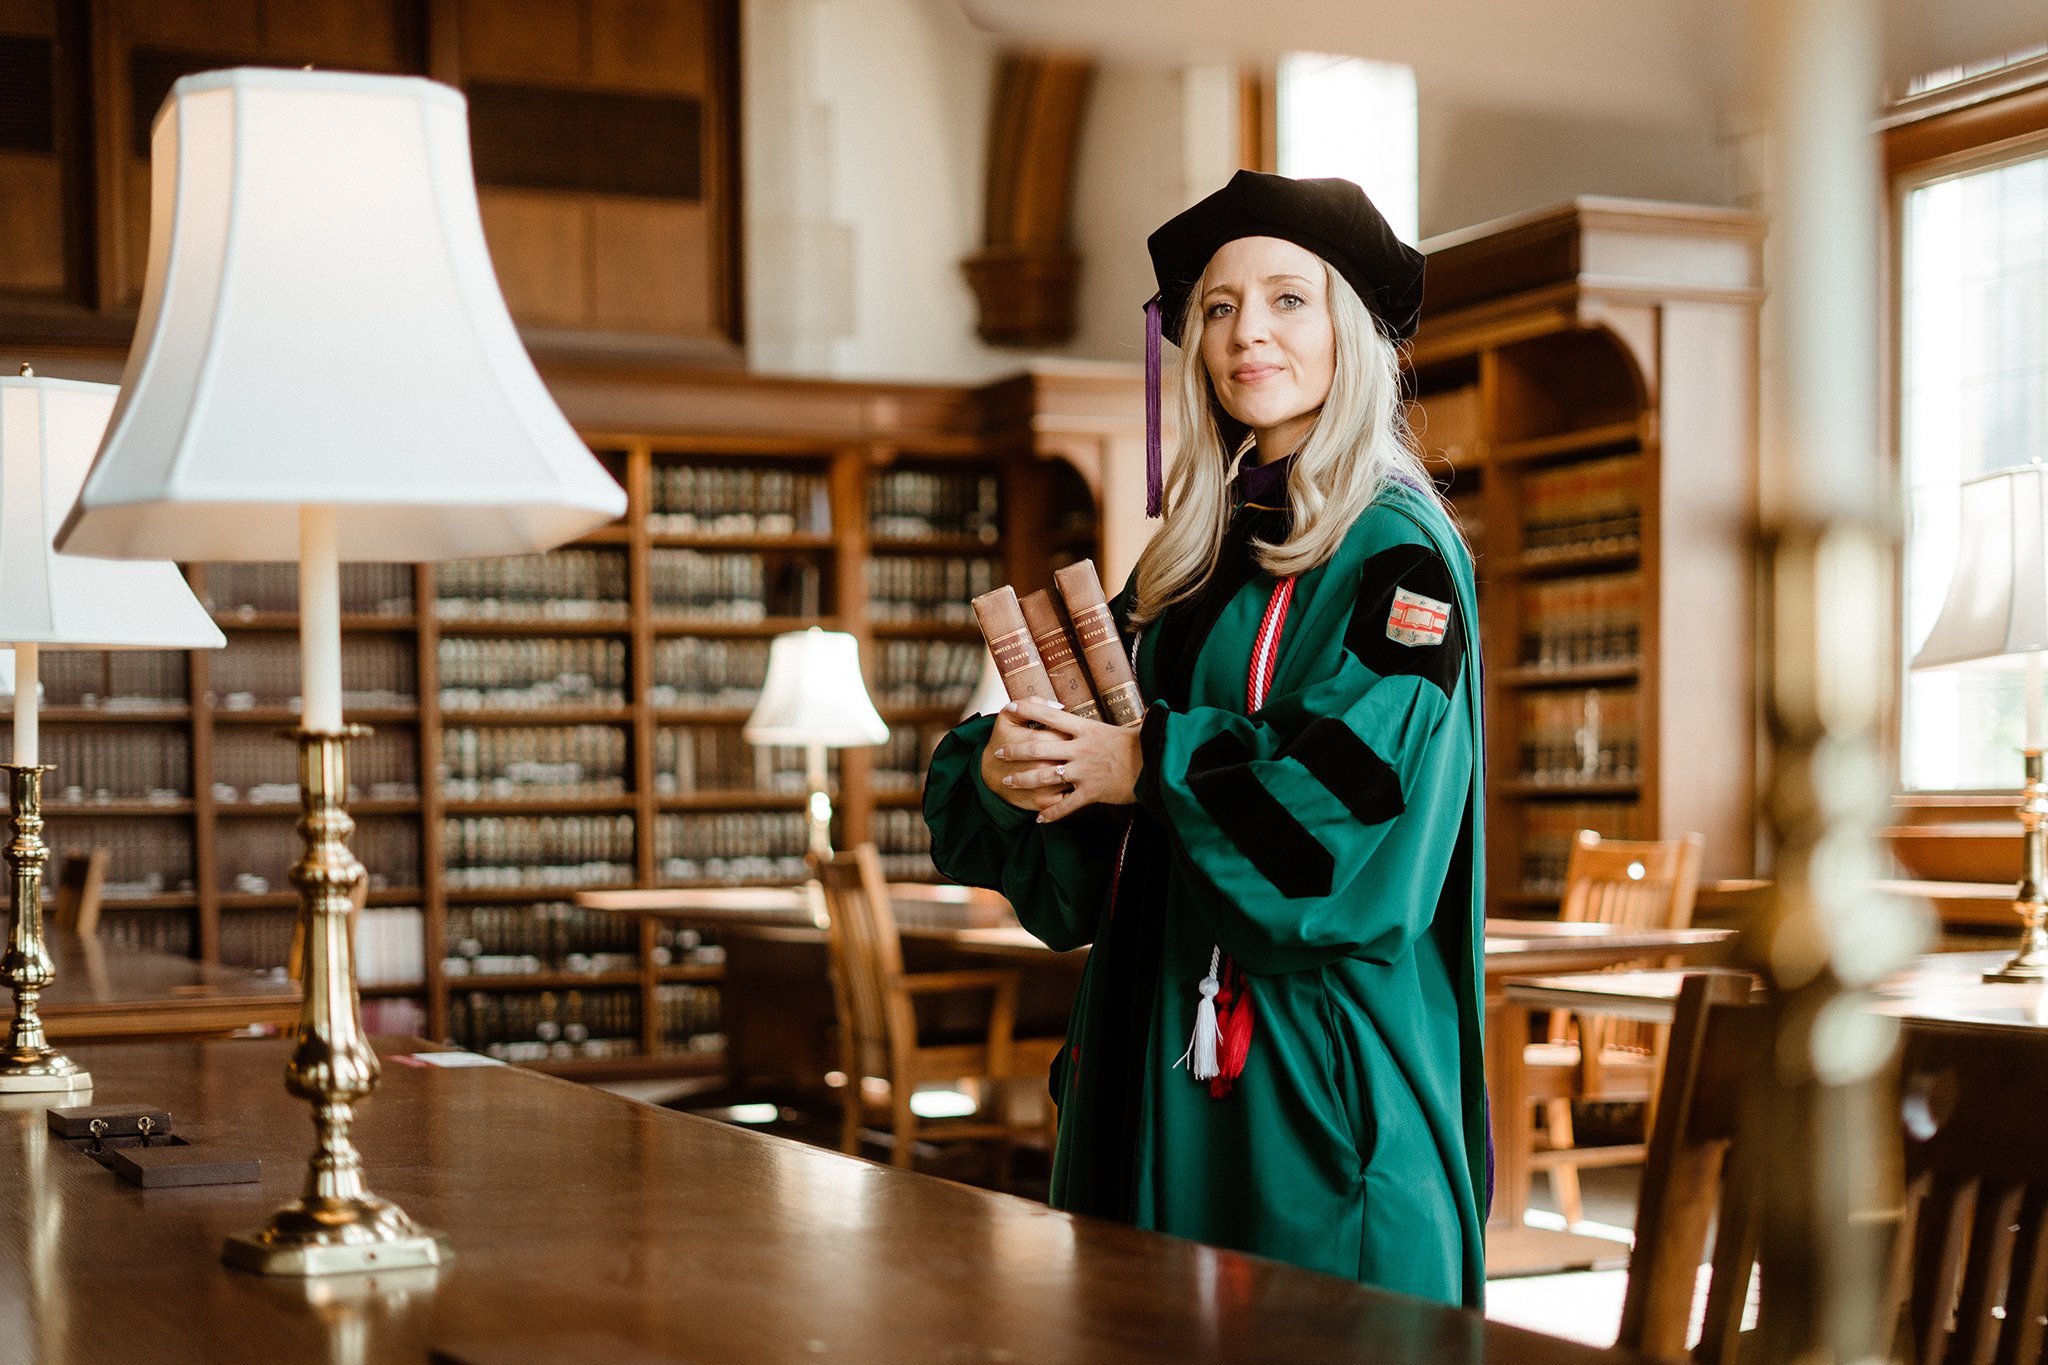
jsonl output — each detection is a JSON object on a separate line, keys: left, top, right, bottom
{"left": 1129, "top": 259, "right": 1440, "bottom": 627}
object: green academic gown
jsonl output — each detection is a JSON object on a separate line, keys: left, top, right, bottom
{"left": 923, "top": 473, "right": 1487, "bottom": 1308}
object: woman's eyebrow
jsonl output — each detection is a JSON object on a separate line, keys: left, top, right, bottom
{"left": 1263, "top": 272, "right": 1315, "bottom": 287}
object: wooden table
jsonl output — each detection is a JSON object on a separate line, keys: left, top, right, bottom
{"left": 578, "top": 886, "right": 1084, "bottom": 1094}
{"left": 585, "top": 890, "right": 1734, "bottom": 1272}
{"left": 1503, "top": 951, "right": 2048, "bottom": 1033}
{"left": 11, "top": 937, "right": 299, "bottom": 1043}
{"left": 0, "top": 1037, "right": 1656, "bottom": 1364}
{"left": 1693, "top": 877, "right": 2028, "bottom": 934}
{"left": 1481, "top": 923, "right": 1734, "bottom": 1277}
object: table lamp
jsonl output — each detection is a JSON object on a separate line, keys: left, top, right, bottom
{"left": 744, "top": 628, "right": 889, "bottom": 858}
{"left": 56, "top": 69, "right": 625, "bottom": 1276}
{"left": 1912, "top": 465, "right": 2048, "bottom": 982}
{"left": 0, "top": 371, "right": 224, "bottom": 1095}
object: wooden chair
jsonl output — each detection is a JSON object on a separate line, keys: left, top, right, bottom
{"left": 1623, "top": 981, "right": 2048, "bottom": 1363}
{"left": 1526, "top": 829, "right": 1706, "bottom": 1225}
{"left": 1616, "top": 971, "right": 1769, "bottom": 1361}
{"left": 50, "top": 849, "right": 109, "bottom": 938}
{"left": 1885, "top": 1018, "right": 2048, "bottom": 1364}
{"left": 809, "top": 843, "right": 1061, "bottom": 1172}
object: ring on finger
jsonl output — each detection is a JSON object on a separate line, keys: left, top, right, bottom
{"left": 1056, "top": 763, "right": 1068, "bottom": 782}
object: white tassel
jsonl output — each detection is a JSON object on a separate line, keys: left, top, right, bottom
{"left": 1176, "top": 947, "right": 1223, "bottom": 1080}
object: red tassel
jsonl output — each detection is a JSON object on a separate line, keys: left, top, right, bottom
{"left": 1207, "top": 956, "right": 1256, "bottom": 1099}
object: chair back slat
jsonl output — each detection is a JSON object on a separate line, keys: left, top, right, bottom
{"left": 1891, "top": 1020, "right": 2048, "bottom": 1365}
{"left": 1554, "top": 830, "right": 1706, "bottom": 1057}
{"left": 1955, "top": 1180, "right": 2027, "bottom": 1365}
{"left": 1908, "top": 1172, "right": 1980, "bottom": 1364}
{"left": 1694, "top": 1138, "right": 1762, "bottom": 1365}
{"left": 1616, "top": 972, "right": 1768, "bottom": 1359}
{"left": 1997, "top": 1189, "right": 2048, "bottom": 1365}
{"left": 815, "top": 844, "right": 908, "bottom": 1080}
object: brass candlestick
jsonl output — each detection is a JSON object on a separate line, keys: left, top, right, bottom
{"left": 1987, "top": 748, "right": 2048, "bottom": 983}
{"left": 223, "top": 728, "right": 449, "bottom": 1276}
{"left": 0, "top": 763, "right": 90, "bottom": 1093}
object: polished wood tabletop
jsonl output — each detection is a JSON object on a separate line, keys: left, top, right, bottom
{"left": 0, "top": 1038, "right": 1654, "bottom": 1364}
{"left": 1502, "top": 950, "right": 2048, "bottom": 1032}
{"left": 581, "top": 886, "right": 1730, "bottom": 971}
{"left": 11, "top": 937, "right": 299, "bottom": 1042}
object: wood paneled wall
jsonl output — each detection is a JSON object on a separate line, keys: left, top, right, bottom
{"left": 0, "top": 0, "right": 741, "bottom": 362}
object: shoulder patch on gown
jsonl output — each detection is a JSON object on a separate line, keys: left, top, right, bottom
{"left": 1343, "top": 544, "right": 1466, "bottom": 694}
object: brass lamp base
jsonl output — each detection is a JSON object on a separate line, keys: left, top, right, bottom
{"left": 1, "top": 764, "right": 91, "bottom": 1094}
{"left": 1988, "top": 750, "right": 2048, "bottom": 984}
{"left": 222, "top": 1199, "right": 452, "bottom": 1277}
{"left": 1983, "top": 938, "right": 2048, "bottom": 984}
{"left": 223, "top": 728, "right": 449, "bottom": 1277}
{"left": 0, "top": 1062, "right": 91, "bottom": 1094}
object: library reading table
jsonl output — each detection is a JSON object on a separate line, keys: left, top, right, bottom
{"left": 0, "top": 1037, "right": 1654, "bottom": 1364}
{"left": 14, "top": 936, "right": 299, "bottom": 1042}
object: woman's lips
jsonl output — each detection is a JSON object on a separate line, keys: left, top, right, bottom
{"left": 1232, "top": 363, "right": 1281, "bottom": 383}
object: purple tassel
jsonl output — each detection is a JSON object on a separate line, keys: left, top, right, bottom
{"left": 1145, "top": 296, "right": 1163, "bottom": 518}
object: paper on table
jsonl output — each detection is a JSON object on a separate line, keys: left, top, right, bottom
{"left": 387, "top": 1051, "right": 507, "bottom": 1068}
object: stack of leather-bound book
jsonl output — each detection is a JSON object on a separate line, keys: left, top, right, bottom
{"left": 970, "top": 559, "right": 1143, "bottom": 725}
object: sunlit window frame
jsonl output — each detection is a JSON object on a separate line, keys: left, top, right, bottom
{"left": 1886, "top": 65, "right": 2048, "bottom": 806}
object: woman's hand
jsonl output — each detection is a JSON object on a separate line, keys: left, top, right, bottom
{"left": 982, "top": 697, "right": 1143, "bottom": 825}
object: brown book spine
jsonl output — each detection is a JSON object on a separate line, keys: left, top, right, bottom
{"left": 1052, "top": 559, "right": 1143, "bottom": 725}
{"left": 972, "top": 586, "right": 1059, "bottom": 705}
{"left": 1019, "top": 590, "right": 1102, "bottom": 722}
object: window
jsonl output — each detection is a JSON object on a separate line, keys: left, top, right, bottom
{"left": 1275, "top": 53, "right": 1418, "bottom": 245}
{"left": 1900, "top": 144, "right": 2048, "bottom": 789}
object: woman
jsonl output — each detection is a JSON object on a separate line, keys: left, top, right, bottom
{"left": 923, "top": 171, "right": 1486, "bottom": 1307}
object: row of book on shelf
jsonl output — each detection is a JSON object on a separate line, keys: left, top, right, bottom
{"left": 445, "top": 984, "right": 724, "bottom": 1063}
{"left": 31, "top": 723, "right": 948, "bottom": 810}
{"left": 441, "top": 637, "right": 628, "bottom": 710}
{"left": 648, "top": 464, "right": 832, "bottom": 536}
{"left": 433, "top": 550, "right": 629, "bottom": 621}
{"left": 210, "top": 633, "right": 415, "bottom": 709}
{"left": 1520, "top": 453, "right": 1642, "bottom": 561}
{"left": 217, "top": 901, "right": 731, "bottom": 988}
{"left": 219, "top": 905, "right": 424, "bottom": 987}
{"left": 444, "top": 901, "right": 640, "bottom": 977}
{"left": 870, "top": 469, "right": 1002, "bottom": 542}
{"left": 219, "top": 818, "right": 420, "bottom": 893}
{"left": 37, "top": 622, "right": 989, "bottom": 723}
{"left": 1517, "top": 572, "right": 1642, "bottom": 670}
{"left": 870, "top": 556, "right": 1001, "bottom": 625}
{"left": 1517, "top": 687, "right": 1641, "bottom": 785}
{"left": 204, "top": 562, "right": 415, "bottom": 617}
{"left": 38, "top": 800, "right": 945, "bottom": 904}
{"left": 443, "top": 724, "right": 628, "bottom": 801}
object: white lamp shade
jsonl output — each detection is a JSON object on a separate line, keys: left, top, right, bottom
{"left": 55, "top": 68, "right": 625, "bottom": 566}
{"left": 1914, "top": 466, "right": 2048, "bottom": 669}
{"left": 0, "top": 376, "right": 223, "bottom": 650}
{"left": 744, "top": 629, "right": 890, "bottom": 748}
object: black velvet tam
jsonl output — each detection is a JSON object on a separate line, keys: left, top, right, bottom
{"left": 1147, "top": 170, "right": 1425, "bottom": 344}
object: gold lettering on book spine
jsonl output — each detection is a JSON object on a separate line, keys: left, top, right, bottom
{"left": 1099, "top": 681, "right": 1142, "bottom": 725}
{"left": 987, "top": 626, "right": 1036, "bottom": 679}
{"left": 1072, "top": 603, "right": 1118, "bottom": 650}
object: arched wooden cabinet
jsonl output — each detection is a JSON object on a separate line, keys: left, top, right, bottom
{"left": 1409, "top": 198, "right": 1765, "bottom": 914}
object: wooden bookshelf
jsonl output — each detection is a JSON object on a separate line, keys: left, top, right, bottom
{"left": 28, "top": 370, "right": 1118, "bottom": 1078}
{"left": 1411, "top": 198, "right": 1764, "bottom": 916}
